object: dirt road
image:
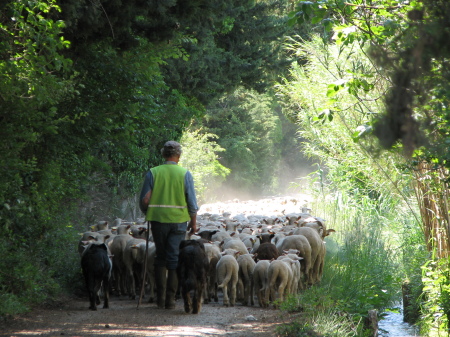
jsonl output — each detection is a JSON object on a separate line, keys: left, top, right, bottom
{"left": 1, "top": 295, "right": 295, "bottom": 337}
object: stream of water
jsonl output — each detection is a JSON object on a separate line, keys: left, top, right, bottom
{"left": 378, "top": 308, "right": 420, "bottom": 337}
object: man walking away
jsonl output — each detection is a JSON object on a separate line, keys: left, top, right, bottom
{"left": 139, "top": 140, "right": 198, "bottom": 309}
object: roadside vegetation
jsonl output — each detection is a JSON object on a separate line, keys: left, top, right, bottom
{"left": 1, "top": 0, "right": 450, "bottom": 336}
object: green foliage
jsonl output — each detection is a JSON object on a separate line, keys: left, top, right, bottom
{"left": 279, "top": 6, "right": 450, "bottom": 332}
{"left": 289, "top": 0, "right": 450, "bottom": 161}
{"left": 162, "top": 0, "right": 294, "bottom": 105}
{"left": 276, "top": 321, "right": 319, "bottom": 337}
{"left": 420, "top": 258, "right": 450, "bottom": 336}
{"left": 0, "top": 0, "right": 204, "bottom": 315}
{"left": 277, "top": 34, "right": 410, "bottom": 201}
{"left": 315, "top": 191, "right": 404, "bottom": 312}
{"left": 200, "top": 88, "right": 284, "bottom": 197}
{"left": 179, "top": 129, "right": 231, "bottom": 203}
{"left": 276, "top": 308, "right": 360, "bottom": 337}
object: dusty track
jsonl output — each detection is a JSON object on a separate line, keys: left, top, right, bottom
{"left": 1, "top": 295, "right": 295, "bottom": 337}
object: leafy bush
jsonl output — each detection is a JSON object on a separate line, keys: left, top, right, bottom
{"left": 180, "top": 129, "right": 231, "bottom": 203}
{"left": 276, "top": 321, "right": 319, "bottom": 337}
{"left": 276, "top": 309, "right": 360, "bottom": 337}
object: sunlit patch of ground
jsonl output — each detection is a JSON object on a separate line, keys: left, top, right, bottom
{"left": 5, "top": 321, "right": 284, "bottom": 337}
{"left": 1, "top": 296, "right": 287, "bottom": 337}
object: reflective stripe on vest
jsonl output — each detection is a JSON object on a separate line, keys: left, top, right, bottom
{"left": 148, "top": 205, "right": 187, "bottom": 209}
{"left": 145, "top": 164, "right": 190, "bottom": 223}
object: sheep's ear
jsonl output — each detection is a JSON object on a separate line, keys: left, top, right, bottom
{"left": 104, "top": 235, "right": 111, "bottom": 240}
{"left": 247, "top": 247, "right": 251, "bottom": 252}
{"left": 327, "top": 229, "right": 336, "bottom": 236}
{"left": 220, "top": 251, "right": 226, "bottom": 256}
{"left": 88, "top": 235, "right": 96, "bottom": 241}
{"left": 230, "top": 231, "right": 236, "bottom": 236}
{"left": 283, "top": 250, "right": 289, "bottom": 254}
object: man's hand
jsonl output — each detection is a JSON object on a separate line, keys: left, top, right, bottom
{"left": 187, "top": 214, "right": 197, "bottom": 235}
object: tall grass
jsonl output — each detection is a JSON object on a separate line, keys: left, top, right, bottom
{"left": 280, "top": 181, "right": 426, "bottom": 336}
{"left": 318, "top": 194, "right": 401, "bottom": 312}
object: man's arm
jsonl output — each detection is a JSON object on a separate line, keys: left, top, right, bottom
{"left": 139, "top": 171, "right": 153, "bottom": 214}
{"left": 185, "top": 171, "right": 198, "bottom": 234}
{"left": 184, "top": 171, "right": 198, "bottom": 213}
{"left": 187, "top": 213, "right": 197, "bottom": 235}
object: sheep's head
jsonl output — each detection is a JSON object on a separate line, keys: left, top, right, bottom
{"left": 300, "top": 216, "right": 331, "bottom": 239}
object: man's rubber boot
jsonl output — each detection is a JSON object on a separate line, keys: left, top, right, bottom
{"left": 165, "top": 269, "right": 178, "bottom": 309}
{"left": 155, "top": 266, "right": 167, "bottom": 309}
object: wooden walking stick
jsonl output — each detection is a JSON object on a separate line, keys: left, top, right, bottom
{"left": 137, "top": 220, "right": 150, "bottom": 309}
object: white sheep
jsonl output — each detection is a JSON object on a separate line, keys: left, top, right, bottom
{"left": 253, "top": 260, "right": 270, "bottom": 308}
{"left": 292, "top": 227, "right": 326, "bottom": 284}
{"left": 277, "top": 255, "right": 302, "bottom": 293}
{"left": 211, "top": 230, "right": 232, "bottom": 243}
{"left": 266, "top": 259, "right": 293, "bottom": 307}
{"left": 216, "top": 248, "right": 240, "bottom": 307}
{"left": 237, "top": 254, "right": 256, "bottom": 306}
{"left": 123, "top": 238, "right": 146, "bottom": 300}
{"left": 220, "top": 237, "right": 249, "bottom": 255}
{"left": 276, "top": 234, "right": 312, "bottom": 285}
{"left": 203, "top": 243, "right": 222, "bottom": 302}
{"left": 132, "top": 241, "right": 156, "bottom": 303}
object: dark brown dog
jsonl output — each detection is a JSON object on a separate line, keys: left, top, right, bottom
{"left": 177, "top": 240, "right": 209, "bottom": 314}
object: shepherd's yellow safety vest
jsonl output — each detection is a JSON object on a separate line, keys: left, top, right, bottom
{"left": 146, "top": 164, "right": 190, "bottom": 223}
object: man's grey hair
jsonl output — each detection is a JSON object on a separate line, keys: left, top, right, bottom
{"left": 161, "top": 140, "right": 182, "bottom": 158}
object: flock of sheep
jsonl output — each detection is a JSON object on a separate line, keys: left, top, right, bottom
{"left": 78, "top": 196, "right": 335, "bottom": 312}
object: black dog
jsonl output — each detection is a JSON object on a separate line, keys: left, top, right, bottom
{"left": 177, "top": 240, "right": 209, "bottom": 314}
{"left": 81, "top": 242, "right": 112, "bottom": 310}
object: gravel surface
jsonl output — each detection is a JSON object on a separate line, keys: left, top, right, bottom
{"left": 1, "top": 295, "right": 297, "bottom": 337}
